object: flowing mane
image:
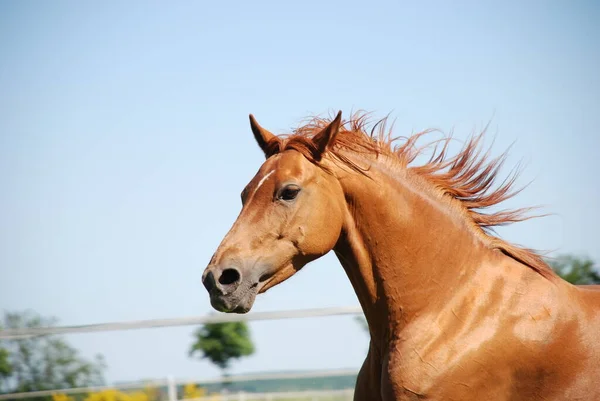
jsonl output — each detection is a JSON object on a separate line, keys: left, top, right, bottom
{"left": 264, "top": 111, "right": 556, "bottom": 279}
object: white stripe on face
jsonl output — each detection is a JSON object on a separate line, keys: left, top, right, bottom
{"left": 252, "top": 170, "right": 275, "bottom": 197}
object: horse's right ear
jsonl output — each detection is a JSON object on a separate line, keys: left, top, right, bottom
{"left": 249, "top": 114, "right": 276, "bottom": 157}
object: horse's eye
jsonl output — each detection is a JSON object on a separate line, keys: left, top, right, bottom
{"left": 278, "top": 185, "right": 301, "bottom": 201}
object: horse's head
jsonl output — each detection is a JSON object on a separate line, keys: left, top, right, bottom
{"left": 202, "top": 112, "right": 346, "bottom": 313}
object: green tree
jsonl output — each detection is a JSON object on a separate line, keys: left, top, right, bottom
{"left": 0, "top": 346, "right": 11, "bottom": 392}
{"left": 0, "top": 348, "right": 10, "bottom": 374}
{"left": 0, "top": 321, "right": 13, "bottom": 394}
{"left": 0, "top": 310, "right": 106, "bottom": 395}
{"left": 189, "top": 322, "right": 255, "bottom": 380}
{"left": 548, "top": 254, "right": 600, "bottom": 285}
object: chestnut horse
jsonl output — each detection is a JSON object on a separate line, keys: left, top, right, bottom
{"left": 202, "top": 111, "right": 600, "bottom": 400}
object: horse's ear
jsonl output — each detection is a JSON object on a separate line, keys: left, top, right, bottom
{"left": 312, "top": 111, "right": 342, "bottom": 156}
{"left": 249, "top": 114, "right": 276, "bottom": 156}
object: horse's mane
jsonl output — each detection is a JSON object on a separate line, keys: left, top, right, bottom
{"left": 265, "top": 111, "right": 556, "bottom": 279}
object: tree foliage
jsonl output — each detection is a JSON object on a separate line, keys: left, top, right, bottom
{"left": 0, "top": 310, "right": 106, "bottom": 394}
{"left": 0, "top": 323, "right": 11, "bottom": 381}
{"left": 547, "top": 254, "right": 600, "bottom": 285}
{"left": 0, "top": 347, "right": 11, "bottom": 378}
{"left": 189, "top": 322, "right": 255, "bottom": 374}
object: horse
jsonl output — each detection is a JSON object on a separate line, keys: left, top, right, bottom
{"left": 201, "top": 111, "right": 600, "bottom": 400}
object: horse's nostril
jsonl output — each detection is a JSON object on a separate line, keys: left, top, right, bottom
{"left": 219, "top": 268, "right": 241, "bottom": 286}
{"left": 203, "top": 271, "right": 216, "bottom": 292}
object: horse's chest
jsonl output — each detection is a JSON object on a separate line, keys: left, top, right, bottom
{"left": 380, "top": 338, "right": 514, "bottom": 401}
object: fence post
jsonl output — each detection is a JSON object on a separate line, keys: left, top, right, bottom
{"left": 167, "top": 375, "right": 177, "bottom": 401}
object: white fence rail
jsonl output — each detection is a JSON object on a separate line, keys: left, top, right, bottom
{"left": 0, "top": 306, "right": 363, "bottom": 340}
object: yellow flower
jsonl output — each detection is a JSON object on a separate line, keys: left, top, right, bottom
{"left": 182, "top": 383, "right": 206, "bottom": 399}
{"left": 52, "top": 393, "right": 74, "bottom": 401}
{"left": 82, "top": 389, "right": 149, "bottom": 401}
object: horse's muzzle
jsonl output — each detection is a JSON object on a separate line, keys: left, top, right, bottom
{"left": 202, "top": 264, "right": 259, "bottom": 313}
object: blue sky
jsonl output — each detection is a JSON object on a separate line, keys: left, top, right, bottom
{"left": 1, "top": 0, "right": 598, "bottom": 384}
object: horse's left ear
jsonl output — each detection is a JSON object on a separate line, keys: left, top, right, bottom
{"left": 312, "top": 110, "right": 342, "bottom": 156}
{"left": 249, "top": 114, "right": 276, "bottom": 157}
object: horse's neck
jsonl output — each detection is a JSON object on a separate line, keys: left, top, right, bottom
{"left": 333, "top": 161, "right": 501, "bottom": 345}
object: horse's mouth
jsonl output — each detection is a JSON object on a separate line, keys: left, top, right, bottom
{"left": 258, "top": 263, "right": 298, "bottom": 294}
{"left": 209, "top": 285, "right": 258, "bottom": 314}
